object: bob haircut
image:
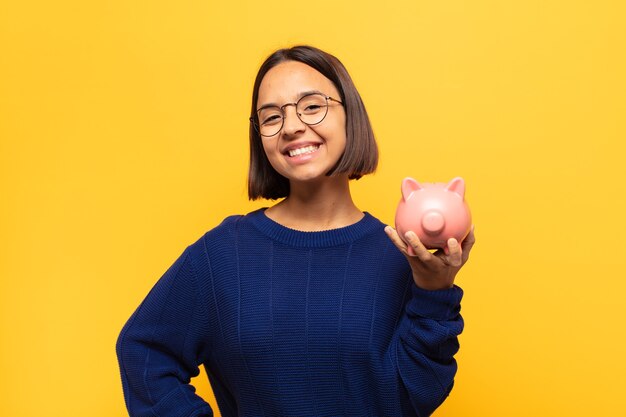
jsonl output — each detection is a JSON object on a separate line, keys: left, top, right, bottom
{"left": 248, "top": 45, "right": 378, "bottom": 200}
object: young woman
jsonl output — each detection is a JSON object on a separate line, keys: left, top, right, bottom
{"left": 117, "top": 45, "right": 476, "bottom": 417}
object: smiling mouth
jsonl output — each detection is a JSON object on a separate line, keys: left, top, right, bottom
{"left": 287, "top": 144, "right": 321, "bottom": 157}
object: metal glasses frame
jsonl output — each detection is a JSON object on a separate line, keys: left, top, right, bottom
{"left": 249, "top": 93, "right": 343, "bottom": 137}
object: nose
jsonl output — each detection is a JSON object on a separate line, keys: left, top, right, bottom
{"left": 281, "top": 104, "right": 306, "bottom": 137}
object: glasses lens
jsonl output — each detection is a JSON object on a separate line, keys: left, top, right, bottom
{"left": 257, "top": 106, "right": 283, "bottom": 137}
{"left": 297, "top": 94, "right": 328, "bottom": 125}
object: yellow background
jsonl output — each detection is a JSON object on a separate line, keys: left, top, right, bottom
{"left": 1, "top": 0, "right": 625, "bottom": 415}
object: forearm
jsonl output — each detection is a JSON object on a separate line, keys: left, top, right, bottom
{"left": 392, "top": 284, "right": 464, "bottom": 416}
{"left": 116, "top": 248, "right": 213, "bottom": 417}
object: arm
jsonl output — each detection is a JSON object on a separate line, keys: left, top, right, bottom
{"left": 392, "top": 284, "right": 464, "bottom": 416}
{"left": 116, "top": 247, "right": 213, "bottom": 417}
{"left": 385, "top": 225, "right": 475, "bottom": 416}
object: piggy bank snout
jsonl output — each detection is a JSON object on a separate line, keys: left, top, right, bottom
{"left": 421, "top": 210, "right": 445, "bottom": 235}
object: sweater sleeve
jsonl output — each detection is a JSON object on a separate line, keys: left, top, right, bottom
{"left": 392, "top": 283, "right": 464, "bottom": 417}
{"left": 116, "top": 247, "right": 214, "bottom": 417}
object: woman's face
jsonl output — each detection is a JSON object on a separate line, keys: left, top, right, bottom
{"left": 256, "top": 60, "right": 347, "bottom": 185}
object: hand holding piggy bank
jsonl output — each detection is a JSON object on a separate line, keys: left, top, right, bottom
{"left": 395, "top": 177, "right": 472, "bottom": 255}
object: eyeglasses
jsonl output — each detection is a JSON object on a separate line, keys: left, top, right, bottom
{"left": 250, "top": 93, "right": 343, "bottom": 137}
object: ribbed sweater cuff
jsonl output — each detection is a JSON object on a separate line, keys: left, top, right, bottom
{"left": 406, "top": 284, "right": 463, "bottom": 320}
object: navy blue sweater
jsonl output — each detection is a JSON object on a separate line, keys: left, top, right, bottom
{"left": 116, "top": 209, "right": 464, "bottom": 417}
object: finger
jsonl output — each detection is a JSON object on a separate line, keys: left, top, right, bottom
{"left": 403, "top": 231, "right": 434, "bottom": 262}
{"left": 446, "top": 238, "right": 462, "bottom": 267}
{"left": 461, "top": 225, "right": 476, "bottom": 262}
{"left": 384, "top": 226, "right": 409, "bottom": 253}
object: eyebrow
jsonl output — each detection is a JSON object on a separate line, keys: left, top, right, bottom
{"left": 257, "top": 90, "right": 325, "bottom": 111}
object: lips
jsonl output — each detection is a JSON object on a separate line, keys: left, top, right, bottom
{"left": 288, "top": 144, "right": 320, "bottom": 157}
{"left": 282, "top": 142, "right": 322, "bottom": 157}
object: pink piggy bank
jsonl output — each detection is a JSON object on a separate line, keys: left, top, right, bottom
{"left": 395, "top": 177, "right": 472, "bottom": 254}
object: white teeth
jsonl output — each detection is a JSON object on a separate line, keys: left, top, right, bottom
{"left": 288, "top": 145, "right": 320, "bottom": 157}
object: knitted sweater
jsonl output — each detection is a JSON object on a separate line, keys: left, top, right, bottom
{"left": 116, "top": 209, "right": 464, "bottom": 417}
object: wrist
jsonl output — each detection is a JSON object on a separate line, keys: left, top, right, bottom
{"left": 412, "top": 273, "right": 455, "bottom": 291}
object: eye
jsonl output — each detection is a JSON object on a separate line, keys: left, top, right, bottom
{"left": 262, "top": 114, "right": 282, "bottom": 125}
{"left": 258, "top": 107, "right": 283, "bottom": 125}
{"left": 303, "top": 104, "right": 322, "bottom": 113}
{"left": 298, "top": 95, "right": 327, "bottom": 114}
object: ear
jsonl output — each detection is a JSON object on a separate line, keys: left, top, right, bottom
{"left": 445, "top": 177, "right": 466, "bottom": 199}
{"left": 401, "top": 177, "right": 422, "bottom": 201}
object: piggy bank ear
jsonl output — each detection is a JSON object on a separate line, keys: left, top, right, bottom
{"left": 445, "top": 177, "right": 466, "bottom": 199}
{"left": 401, "top": 177, "right": 422, "bottom": 201}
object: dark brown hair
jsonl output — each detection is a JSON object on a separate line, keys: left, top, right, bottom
{"left": 248, "top": 45, "right": 379, "bottom": 200}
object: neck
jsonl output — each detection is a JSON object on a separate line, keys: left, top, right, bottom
{"left": 265, "top": 175, "right": 363, "bottom": 231}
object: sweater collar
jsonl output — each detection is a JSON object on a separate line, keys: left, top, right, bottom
{"left": 246, "top": 208, "right": 383, "bottom": 248}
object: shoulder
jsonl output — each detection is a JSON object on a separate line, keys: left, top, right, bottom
{"left": 356, "top": 211, "right": 410, "bottom": 263}
{"left": 185, "top": 209, "right": 265, "bottom": 257}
